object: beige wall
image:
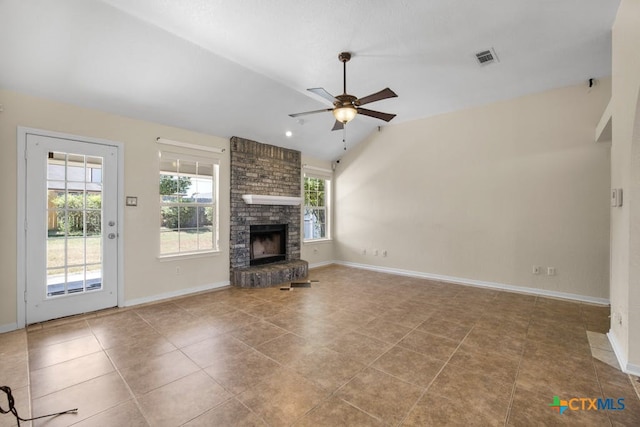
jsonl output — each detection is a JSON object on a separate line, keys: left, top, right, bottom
{"left": 0, "top": 89, "right": 231, "bottom": 330}
{"left": 334, "top": 81, "right": 611, "bottom": 301}
{"left": 609, "top": 0, "right": 640, "bottom": 373}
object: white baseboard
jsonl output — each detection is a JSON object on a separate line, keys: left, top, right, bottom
{"left": 627, "top": 362, "right": 640, "bottom": 377}
{"left": 308, "top": 260, "right": 336, "bottom": 269}
{"left": 608, "top": 331, "right": 627, "bottom": 370}
{"left": 608, "top": 332, "right": 640, "bottom": 376}
{"left": 123, "top": 280, "right": 230, "bottom": 307}
{"left": 335, "top": 261, "right": 610, "bottom": 305}
{"left": 0, "top": 323, "right": 18, "bottom": 334}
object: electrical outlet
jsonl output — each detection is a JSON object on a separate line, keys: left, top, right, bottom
{"left": 532, "top": 265, "right": 540, "bottom": 275}
{"left": 382, "top": 250, "right": 388, "bottom": 257}
{"left": 547, "top": 267, "right": 556, "bottom": 276}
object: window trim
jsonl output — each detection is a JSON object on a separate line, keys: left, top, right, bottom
{"left": 302, "top": 167, "right": 332, "bottom": 242}
{"left": 158, "top": 150, "right": 221, "bottom": 258}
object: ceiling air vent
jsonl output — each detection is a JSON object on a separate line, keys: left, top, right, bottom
{"left": 475, "top": 48, "right": 499, "bottom": 66}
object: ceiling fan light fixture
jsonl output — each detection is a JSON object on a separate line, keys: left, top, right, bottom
{"left": 333, "top": 105, "right": 357, "bottom": 124}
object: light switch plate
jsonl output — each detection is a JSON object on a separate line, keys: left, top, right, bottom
{"left": 611, "top": 188, "right": 623, "bottom": 207}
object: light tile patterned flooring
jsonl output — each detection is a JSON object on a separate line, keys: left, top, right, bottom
{"left": 1, "top": 265, "right": 639, "bottom": 426}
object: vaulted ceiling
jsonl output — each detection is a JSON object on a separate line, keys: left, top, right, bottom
{"left": 0, "top": 0, "right": 620, "bottom": 160}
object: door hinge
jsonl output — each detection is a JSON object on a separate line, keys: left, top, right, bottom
{"left": 24, "top": 290, "right": 27, "bottom": 303}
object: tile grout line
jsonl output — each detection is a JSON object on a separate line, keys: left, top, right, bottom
{"left": 502, "top": 295, "right": 537, "bottom": 427}
{"left": 96, "top": 307, "right": 244, "bottom": 427}
{"left": 86, "top": 312, "right": 151, "bottom": 427}
{"left": 276, "top": 303, "right": 450, "bottom": 426}
{"left": 393, "top": 308, "right": 481, "bottom": 426}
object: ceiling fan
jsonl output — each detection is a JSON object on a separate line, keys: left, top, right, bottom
{"left": 289, "top": 52, "right": 398, "bottom": 131}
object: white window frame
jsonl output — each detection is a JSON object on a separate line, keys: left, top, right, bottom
{"left": 302, "top": 166, "right": 332, "bottom": 242}
{"left": 159, "top": 150, "right": 220, "bottom": 258}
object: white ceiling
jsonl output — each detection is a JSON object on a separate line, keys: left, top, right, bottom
{"left": 0, "top": 0, "right": 620, "bottom": 160}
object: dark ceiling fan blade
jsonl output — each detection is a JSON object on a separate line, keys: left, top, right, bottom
{"left": 331, "top": 120, "right": 344, "bottom": 131}
{"left": 357, "top": 88, "right": 398, "bottom": 106}
{"left": 308, "top": 87, "right": 337, "bottom": 103}
{"left": 289, "top": 108, "right": 332, "bottom": 118}
{"left": 358, "top": 108, "right": 396, "bottom": 122}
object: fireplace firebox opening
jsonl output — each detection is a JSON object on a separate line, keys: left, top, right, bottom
{"left": 250, "top": 224, "right": 287, "bottom": 266}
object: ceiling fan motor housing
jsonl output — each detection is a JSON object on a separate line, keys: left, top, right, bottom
{"left": 334, "top": 94, "right": 358, "bottom": 108}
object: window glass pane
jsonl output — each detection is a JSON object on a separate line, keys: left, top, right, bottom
{"left": 179, "top": 160, "right": 197, "bottom": 176}
{"left": 318, "top": 223, "right": 326, "bottom": 239}
{"left": 198, "top": 207, "right": 213, "bottom": 227}
{"left": 85, "top": 263, "right": 102, "bottom": 292}
{"left": 46, "top": 267, "right": 66, "bottom": 296}
{"left": 194, "top": 175, "right": 213, "bottom": 199}
{"left": 178, "top": 207, "right": 197, "bottom": 229}
{"left": 160, "top": 230, "right": 179, "bottom": 254}
{"left": 86, "top": 156, "right": 102, "bottom": 183}
{"left": 161, "top": 206, "right": 180, "bottom": 230}
{"left": 85, "top": 237, "right": 102, "bottom": 264}
{"left": 48, "top": 164, "right": 66, "bottom": 180}
{"left": 66, "top": 237, "right": 85, "bottom": 267}
{"left": 198, "top": 163, "right": 214, "bottom": 177}
{"left": 179, "top": 229, "right": 199, "bottom": 252}
{"left": 160, "top": 158, "right": 178, "bottom": 174}
{"left": 162, "top": 177, "right": 192, "bottom": 203}
{"left": 66, "top": 190, "right": 85, "bottom": 208}
{"left": 48, "top": 181, "right": 66, "bottom": 194}
{"left": 47, "top": 236, "right": 65, "bottom": 269}
{"left": 198, "top": 230, "right": 213, "bottom": 251}
{"left": 90, "top": 167, "right": 102, "bottom": 184}
{"left": 86, "top": 193, "right": 102, "bottom": 236}
{"left": 66, "top": 155, "right": 86, "bottom": 182}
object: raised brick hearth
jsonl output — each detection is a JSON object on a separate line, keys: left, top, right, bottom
{"left": 230, "top": 136, "right": 308, "bottom": 287}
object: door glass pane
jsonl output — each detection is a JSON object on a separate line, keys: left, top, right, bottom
{"left": 46, "top": 153, "right": 103, "bottom": 297}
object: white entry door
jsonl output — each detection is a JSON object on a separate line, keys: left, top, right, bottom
{"left": 25, "top": 134, "right": 119, "bottom": 324}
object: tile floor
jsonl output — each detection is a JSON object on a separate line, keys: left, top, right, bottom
{"left": 1, "top": 265, "right": 639, "bottom": 426}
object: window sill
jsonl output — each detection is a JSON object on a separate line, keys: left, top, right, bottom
{"left": 303, "top": 238, "right": 333, "bottom": 245}
{"left": 158, "top": 250, "right": 221, "bottom": 262}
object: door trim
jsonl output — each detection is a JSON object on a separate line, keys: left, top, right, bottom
{"left": 17, "top": 127, "right": 125, "bottom": 328}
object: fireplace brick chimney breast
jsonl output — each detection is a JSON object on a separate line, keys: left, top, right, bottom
{"left": 230, "top": 136, "right": 308, "bottom": 287}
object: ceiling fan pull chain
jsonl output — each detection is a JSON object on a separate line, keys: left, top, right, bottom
{"left": 343, "top": 127, "right": 347, "bottom": 151}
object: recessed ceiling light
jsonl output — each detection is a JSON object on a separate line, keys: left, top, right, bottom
{"left": 285, "top": 131, "right": 292, "bottom": 137}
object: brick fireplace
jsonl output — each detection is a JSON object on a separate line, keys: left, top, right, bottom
{"left": 229, "top": 136, "right": 308, "bottom": 287}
